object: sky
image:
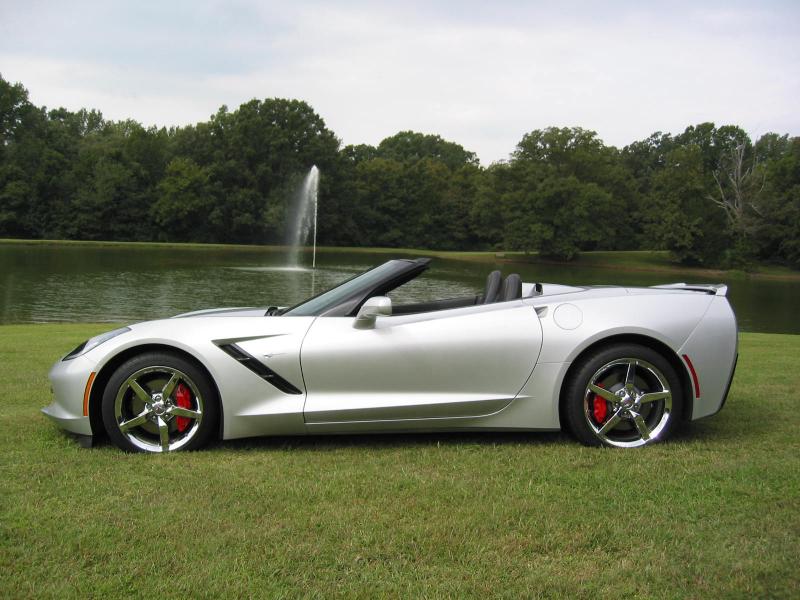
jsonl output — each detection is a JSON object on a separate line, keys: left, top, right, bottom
{"left": 1, "top": 0, "right": 798, "bottom": 164}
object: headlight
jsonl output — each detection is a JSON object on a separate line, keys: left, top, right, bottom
{"left": 62, "top": 327, "right": 131, "bottom": 361}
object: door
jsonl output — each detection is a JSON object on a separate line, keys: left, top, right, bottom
{"left": 301, "top": 302, "right": 543, "bottom": 426}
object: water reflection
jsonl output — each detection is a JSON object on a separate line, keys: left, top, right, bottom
{"left": 0, "top": 243, "right": 797, "bottom": 333}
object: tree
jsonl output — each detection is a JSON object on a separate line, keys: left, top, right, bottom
{"left": 0, "top": 75, "right": 49, "bottom": 236}
{"left": 377, "top": 131, "right": 478, "bottom": 170}
{"left": 497, "top": 127, "right": 632, "bottom": 258}
{"left": 402, "top": 158, "right": 453, "bottom": 249}
{"left": 341, "top": 143, "right": 378, "bottom": 164}
{"left": 2, "top": 74, "right": 799, "bottom": 265}
{"left": 674, "top": 123, "right": 749, "bottom": 173}
{"left": 514, "top": 127, "right": 606, "bottom": 175}
{"left": 500, "top": 170, "right": 611, "bottom": 260}
{"left": 754, "top": 132, "right": 791, "bottom": 163}
{"left": 1, "top": 75, "right": 38, "bottom": 156}
{"left": 470, "top": 162, "right": 508, "bottom": 250}
{"left": 707, "top": 141, "right": 765, "bottom": 262}
{"left": 344, "top": 132, "right": 483, "bottom": 250}
{"left": 0, "top": 165, "right": 34, "bottom": 236}
{"left": 151, "top": 158, "right": 216, "bottom": 242}
{"left": 350, "top": 158, "right": 407, "bottom": 247}
{"left": 183, "top": 99, "right": 341, "bottom": 244}
{"left": 622, "top": 132, "right": 674, "bottom": 182}
{"left": 442, "top": 164, "right": 483, "bottom": 249}
{"left": 72, "top": 156, "right": 137, "bottom": 239}
{"left": 649, "top": 145, "right": 729, "bottom": 266}
{"left": 63, "top": 119, "right": 167, "bottom": 241}
{"left": 756, "top": 137, "right": 800, "bottom": 267}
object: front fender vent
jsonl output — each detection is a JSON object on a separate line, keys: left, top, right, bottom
{"left": 217, "top": 343, "right": 302, "bottom": 395}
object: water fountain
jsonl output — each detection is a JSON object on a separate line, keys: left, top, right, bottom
{"left": 287, "top": 165, "right": 319, "bottom": 269}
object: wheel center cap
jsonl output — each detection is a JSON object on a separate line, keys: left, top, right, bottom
{"left": 620, "top": 394, "right": 635, "bottom": 409}
{"left": 151, "top": 394, "right": 167, "bottom": 416}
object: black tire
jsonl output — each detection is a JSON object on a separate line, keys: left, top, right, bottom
{"left": 563, "top": 343, "right": 683, "bottom": 448}
{"left": 101, "top": 351, "right": 219, "bottom": 453}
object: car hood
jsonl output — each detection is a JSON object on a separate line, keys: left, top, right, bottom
{"left": 172, "top": 307, "right": 269, "bottom": 318}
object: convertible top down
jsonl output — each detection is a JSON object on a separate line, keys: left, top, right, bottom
{"left": 44, "top": 258, "right": 738, "bottom": 451}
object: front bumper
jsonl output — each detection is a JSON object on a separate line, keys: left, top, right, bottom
{"left": 42, "top": 355, "right": 96, "bottom": 436}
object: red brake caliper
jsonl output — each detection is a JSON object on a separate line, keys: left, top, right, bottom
{"left": 174, "top": 383, "right": 192, "bottom": 432}
{"left": 592, "top": 383, "right": 608, "bottom": 424}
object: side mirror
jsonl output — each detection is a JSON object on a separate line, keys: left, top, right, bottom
{"left": 354, "top": 296, "right": 392, "bottom": 329}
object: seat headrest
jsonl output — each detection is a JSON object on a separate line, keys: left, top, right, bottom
{"left": 483, "top": 270, "right": 502, "bottom": 304}
{"left": 500, "top": 273, "right": 522, "bottom": 302}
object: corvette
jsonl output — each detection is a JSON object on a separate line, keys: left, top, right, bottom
{"left": 44, "top": 258, "right": 738, "bottom": 452}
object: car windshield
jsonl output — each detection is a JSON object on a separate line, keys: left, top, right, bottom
{"left": 282, "top": 261, "right": 405, "bottom": 316}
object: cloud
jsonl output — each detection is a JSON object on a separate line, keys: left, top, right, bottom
{"left": 1, "top": 0, "right": 798, "bottom": 164}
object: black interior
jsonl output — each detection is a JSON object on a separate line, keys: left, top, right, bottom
{"left": 281, "top": 258, "right": 537, "bottom": 318}
{"left": 392, "top": 269, "right": 529, "bottom": 316}
{"left": 392, "top": 295, "right": 481, "bottom": 315}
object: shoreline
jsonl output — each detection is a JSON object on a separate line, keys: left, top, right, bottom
{"left": 2, "top": 237, "right": 798, "bottom": 282}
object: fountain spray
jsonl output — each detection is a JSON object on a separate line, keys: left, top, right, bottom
{"left": 287, "top": 165, "right": 319, "bottom": 269}
{"left": 312, "top": 168, "right": 318, "bottom": 270}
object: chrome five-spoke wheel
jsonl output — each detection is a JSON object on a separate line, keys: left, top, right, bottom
{"left": 565, "top": 344, "right": 683, "bottom": 448}
{"left": 584, "top": 358, "right": 672, "bottom": 448}
{"left": 102, "top": 352, "right": 219, "bottom": 453}
{"left": 114, "top": 366, "right": 204, "bottom": 452}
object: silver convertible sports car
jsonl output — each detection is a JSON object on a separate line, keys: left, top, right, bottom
{"left": 44, "top": 258, "right": 738, "bottom": 452}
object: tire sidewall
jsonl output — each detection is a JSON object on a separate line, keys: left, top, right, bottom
{"left": 101, "top": 352, "right": 219, "bottom": 453}
{"left": 564, "top": 343, "right": 683, "bottom": 447}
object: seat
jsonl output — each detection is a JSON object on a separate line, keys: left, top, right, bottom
{"left": 482, "top": 270, "right": 502, "bottom": 304}
{"left": 499, "top": 273, "right": 522, "bottom": 302}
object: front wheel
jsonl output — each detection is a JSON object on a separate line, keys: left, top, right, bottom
{"left": 101, "top": 352, "right": 219, "bottom": 453}
{"left": 564, "top": 344, "right": 683, "bottom": 448}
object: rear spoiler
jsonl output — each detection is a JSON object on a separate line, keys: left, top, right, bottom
{"left": 650, "top": 283, "right": 728, "bottom": 296}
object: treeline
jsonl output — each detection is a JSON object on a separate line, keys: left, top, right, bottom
{"left": 1, "top": 75, "right": 798, "bottom": 267}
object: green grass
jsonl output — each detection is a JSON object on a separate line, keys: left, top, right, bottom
{"left": 3, "top": 238, "right": 798, "bottom": 281}
{"left": 1, "top": 324, "right": 799, "bottom": 598}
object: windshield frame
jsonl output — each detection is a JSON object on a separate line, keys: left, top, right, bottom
{"left": 281, "top": 258, "right": 431, "bottom": 317}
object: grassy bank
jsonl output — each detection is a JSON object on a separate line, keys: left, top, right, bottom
{"left": 2, "top": 238, "right": 798, "bottom": 281}
{"left": 1, "top": 324, "right": 798, "bottom": 598}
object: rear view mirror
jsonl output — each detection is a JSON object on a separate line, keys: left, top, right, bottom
{"left": 354, "top": 296, "right": 392, "bottom": 329}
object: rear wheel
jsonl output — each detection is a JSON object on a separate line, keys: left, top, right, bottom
{"left": 564, "top": 344, "right": 682, "bottom": 448}
{"left": 101, "top": 352, "right": 219, "bottom": 453}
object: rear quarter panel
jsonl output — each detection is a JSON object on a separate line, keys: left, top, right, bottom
{"left": 481, "top": 290, "right": 717, "bottom": 430}
{"left": 526, "top": 290, "right": 715, "bottom": 364}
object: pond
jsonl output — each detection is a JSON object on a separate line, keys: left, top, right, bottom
{"left": 0, "top": 243, "right": 797, "bottom": 333}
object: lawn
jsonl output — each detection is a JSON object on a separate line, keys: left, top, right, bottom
{"left": 1, "top": 324, "right": 798, "bottom": 598}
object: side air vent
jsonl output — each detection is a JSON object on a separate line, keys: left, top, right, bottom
{"left": 217, "top": 343, "right": 302, "bottom": 395}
